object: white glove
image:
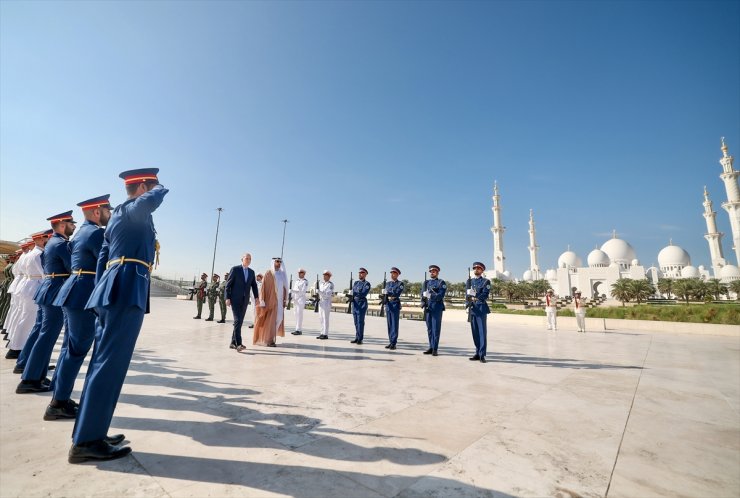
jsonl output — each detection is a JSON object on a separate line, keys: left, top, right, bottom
{"left": 348, "top": 290, "right": 354, "bottom": 296}
{"left": 259, "top": 300, "right": 266, "bottom": 307}
{"left": 423, "top": 291, "right": 431, "bottom": 299}
{"left": 466, "top": 289, "right": 476, "bottom": 296}
{"left": 381, "top": 289, "right": 388, "bottom": 295}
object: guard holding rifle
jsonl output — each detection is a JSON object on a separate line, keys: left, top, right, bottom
{"left": 205, "top": 274, "right": 220, "bottom": 321}
{"left": 217, "top": 272, "right": 228, "bottom": 323}
{"left": 467, "top": 262, "right": 491, "bottom": 363}
{"left": 422, "top": 265, "right": 446, "bottom": 356}
{"left": 194, "top": 273, "right": 207, "bottom": 319}
{"left": 349, "top": 267, "right": 371, "bottom": 345}
{"left": 383, "top": 267, "right": 404, "bottom": 350}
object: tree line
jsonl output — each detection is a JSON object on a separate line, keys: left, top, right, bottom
{"left": 611, "top": 277, "right": 740, "bottom": 306}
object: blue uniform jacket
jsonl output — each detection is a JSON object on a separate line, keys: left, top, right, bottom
{"left": 86, "top": 185, "right": 168, "bottom": 312}
{"left": 33, "top": 232, "right": 72, "bottom": 305}
{"left": 469, "top": 276, "right": 491, "bottom": 315}
{"left": 53, "top": 220, "right": 105, "bottom": 310}
{"left": 385, "top": 280, "right": 404, "bottom": 306}
{"left": 352, "top": 280, "right": 371, "bottom": 305}
{"left": 427, "top": 278, "right": 447, "bottom": 311}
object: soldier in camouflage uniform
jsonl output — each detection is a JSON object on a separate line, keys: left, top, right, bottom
{"left": 205, "top": 274, "right": 220, "bottom": 321}
{"left": 194, "top": 273, "right": 208, "bottom": 319}
{"left": 217, "top": 272, "right": 228, "bottom": 323}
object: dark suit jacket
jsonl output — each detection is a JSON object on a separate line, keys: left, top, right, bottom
{"left": 225, "top": 265, "right": 258, "bottom": 308}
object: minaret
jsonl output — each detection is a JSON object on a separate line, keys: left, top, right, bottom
{"left": 703, "top": 186, "right": 726, "bottom": 276}
{"left": 719, "top": 138, "right": 740, "bottom": 265}
{"left": 527, "top": 209, "right": 540, "bottom": 278}
{"left": 490, "top": 181, "right": 506, "bottom": 274}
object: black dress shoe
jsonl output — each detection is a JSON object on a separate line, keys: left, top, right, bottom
{"left": 469, "top": 355, "right": 480, "bottom": 361}
{"left": 5, "top": 349, "right": 20, "bottom": 359}
{"left": 480, "top": 357, "right": 487, "bottom": 363}
{"left": 350, "top": 339, "right": 358, "bottom": 344}
{"left": 356, "top": 341, "right": 363, "bottom": 345}
{"left": 432, "top": 350, "right": 438, "bottom": 356}
{"left": 68, "top": 440, "right": 132, "bottom": 464}
{"left": 229, "top": 344, "right": 237, "bottom": 349}
{"left": 193, "top": 316, "right": 201, "bottom": 319}
{"left": 248, "top": 324, "right": 254, "bottom": 328}
{"left": 44, "top": 400, "right": 78, "bottom": 420}
{"left": 48, "top": 365, "right": 55, "bottom": 371}
{"left": 204, "top": 318, "right": 213, "bottom": 321}
{"left": 389, "top": 345, "right": 396, "bottom": 350}
{"left": 217, "top": 320, "right": 226, "bottom": 323}
{"left": 291, "top": 330, "right": 302, "bottom": 335}
{"left": 318, "top": 335, "right": 328, "bottom": 340}
{"left": 385, "top": 344, "right": 391, "bottom": 349}
{"left": 423, "top": 349, "right": 433, "bottom": 354}
{"left": 105, "top": 434, "right": 125, "bottom": 446}
{"left": 13, "top": 365, "right": 24, "bottom": 374}
{"left": 16, "top": 380, "right": 51, "bottom": 394}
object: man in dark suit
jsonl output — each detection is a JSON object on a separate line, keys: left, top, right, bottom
{"left": 225, "top": 253, "right": 259, "bottom": 352}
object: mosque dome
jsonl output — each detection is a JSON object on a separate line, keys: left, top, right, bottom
{"left": 658, "top": 243, "right": 691, "bottom": 268}
{"left": 601, "top": 237, "right": 637, "bottom": 264}
{"left": 545, "top": 269, "right": 557, "bottom": 280}
{"left": 503, "top": 270, "right": 512, "bottom": 279}
{"left": 522, "top": 270, "right": 533, "bottom": 281}
{"left": 719, "top": 264, "right": 740, "bottom": 280}
{"left": 587, "top": 249, "right": 610, "bottom": 267}
{"left": 631, "top": 259, "right": 640, "bottom": 267}
{"left": 698, "top": 265, "right": 706, "bottom": 271}
{"left": 558, "top": 250, "right": 582, "bottom": 269}
{"left": 680, "top": 265, "right": 700, "bottom": 278}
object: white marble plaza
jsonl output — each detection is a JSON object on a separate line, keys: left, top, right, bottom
{"left": 1, "top": 297, "right": 738, "bottom": 497}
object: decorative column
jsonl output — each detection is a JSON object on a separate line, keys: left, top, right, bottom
{"left": 719, "top": 138, "right": 740, "bottom": 265}
{"left": 491, "top": 181, "right": 506, "bottom": 274}
{"left": 702, "top": 186, "right": 726, "bottom": 277}
{"left": 528, "top": 209, "right": 540, "bottom": 279}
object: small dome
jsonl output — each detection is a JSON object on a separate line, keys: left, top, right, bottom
{"left": 720, "top": 264, "right": 740, "bottom": 279}
{"left": 631, "top": 259, "right": 640, "bottom": 266}
{"left": 681, "top": 265, "right": 699, "bottom": 278}
{"left": 601, "top": 237, "right": 637, "bottom": 263}
{"left": 545, "top": 269, "right": 557, "bottom": 280}
{"left": 522, "top": 270, "right": 533, "bottom": 281}
{"left": 502, "top": 270, "right": 511, "bottom": 279}
{"left": 587, "top": 249, "right": 610, "bottom": 267}
{"left": 698, "top": 265, "right": 705, "bottom": 271}
{"left": 658, "top": 244, "right": 691, "bottom": 268}
{"left": 558, "top": 250, "right": 582, "bottom": 268}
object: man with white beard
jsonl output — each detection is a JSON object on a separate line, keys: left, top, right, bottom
{"left": 290, "top": 268, "right": 309, "bottom": 335}
{"left": 6, "top": 232, "right": 49, "bottom": 358}
{"left": 252, "top": 258, "right": 288, "bottom": 347}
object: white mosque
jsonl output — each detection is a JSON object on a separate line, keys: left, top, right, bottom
{"left": 487, "top": 139, "right": 740, "bottom": 299}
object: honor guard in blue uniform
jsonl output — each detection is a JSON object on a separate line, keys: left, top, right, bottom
{"left": 422, "top": 265, "right": 446, "bottom": 356}
{"left": 44, "top": 195, "right": 112, "bottom": 420}
{"left": 69, "top": 168, "right": 168, "bottom": 463}
{"left": 13, "top": 231, "right": 52, "bottom": 371}
{"left": 383, "top": 267, "right": 404, "bottom": 350}
{"left": 17, "top": 212, "right": 76, "bottom": 393}
{"left": 350, "top": 268, "right": 371, "bottom": 344}
{"left": 467, "top": 262, "right": 491, "bottom": 363}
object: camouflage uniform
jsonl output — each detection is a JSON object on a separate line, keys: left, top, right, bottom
{"left": 194, "top": 276, "right": 207, "bottom": 319}
{"left": 205, "top": 277, "right": 220, "bottom": 321}
{"left": 218, "top": 274, "right": 228, "bottom": 323}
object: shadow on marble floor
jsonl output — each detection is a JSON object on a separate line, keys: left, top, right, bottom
{"left": 488, "top": 352, "right": 644, "bottom": 370}
{"left": 96, "top": 453, "right": 519, "bottom": 498}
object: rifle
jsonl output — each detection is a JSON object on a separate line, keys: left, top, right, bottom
{"left": 379, "top": 271, "right": 387, "bottom": 317}
{"left": 313, "top": 274, "right": 320, "bottom": 313}
{"left": 420, "top": 271, "right": 429, "bottom": 318}
{"left": 287, "top": 274, "right": 293, "bottom": 310}
{"left": 465, "top": 267, "right": 472, "bottom": 323}
{"left": 346, "top": 272, "right": 353, "bottom": 314}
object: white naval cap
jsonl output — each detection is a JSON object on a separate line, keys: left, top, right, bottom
{"left": 322, "top": 269, "right": 332, "bottom": 276}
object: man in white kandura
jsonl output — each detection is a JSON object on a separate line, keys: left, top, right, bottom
{"left": 290, "top": 268, "right": 309, "bottom": 335}
{"left": 573, "top": 290, "right": 586, "bottom": 333}
{"left": 545, "top": 288, "right": 558, "bottom": 331}
{"left": 316, "top": 270, "right": 334, "bottom": 340}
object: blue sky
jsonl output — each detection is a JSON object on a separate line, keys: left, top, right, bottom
{"left": 1, "top": 0, "right": 739, "bottom": 284}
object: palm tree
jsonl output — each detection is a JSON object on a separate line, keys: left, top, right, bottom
{"left": 672, "top": 278, "right": 694, "bottom": 305}
{"left": 691, "top": 279, "right": 710, "bottom": 302}
{"left": 610, "top": 278, "right": 632, "bottom": 307}
{"left": 656, "top": 278, "right": 674, "bottom": 298}
{"left": 729, "top": 280, "right": 740, "bottom": 300}
{"left": 500, "top": 281, "right": 519, "bottom": 302}
{"left": 532, "top": 279, "right": 551, "bottom": 297}
{"left": 705, "top": 278, "right": 728, "bottom": 301}
{"left": 629, "top": 279, "right": 655, "bottom": 304}
{"left": 489, "top": 278, "right": 504, "bottom": 297}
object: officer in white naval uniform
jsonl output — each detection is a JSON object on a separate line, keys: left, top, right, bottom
{"left": 290, "top": 268, "right": 309, "bottom": 335}
{"left": 316, "top": 270, "right": 334, "bottom": 340}
{"left": 545, "top": 288, "right": 558, "bottom": 331}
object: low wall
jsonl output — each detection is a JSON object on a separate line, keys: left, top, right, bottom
{"left": 440, "top": 310, "right": 738, "bottom": 337}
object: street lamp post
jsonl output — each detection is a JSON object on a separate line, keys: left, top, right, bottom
{"left": 280, "top": 219, "right": 289, "bottom": 260}
{"left": 210, "top": 208, "right": 224, "bottom": 278}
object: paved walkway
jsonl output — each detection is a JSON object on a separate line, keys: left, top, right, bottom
{"left": 1, "top": 298, "right": 738, "bottom": 497}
